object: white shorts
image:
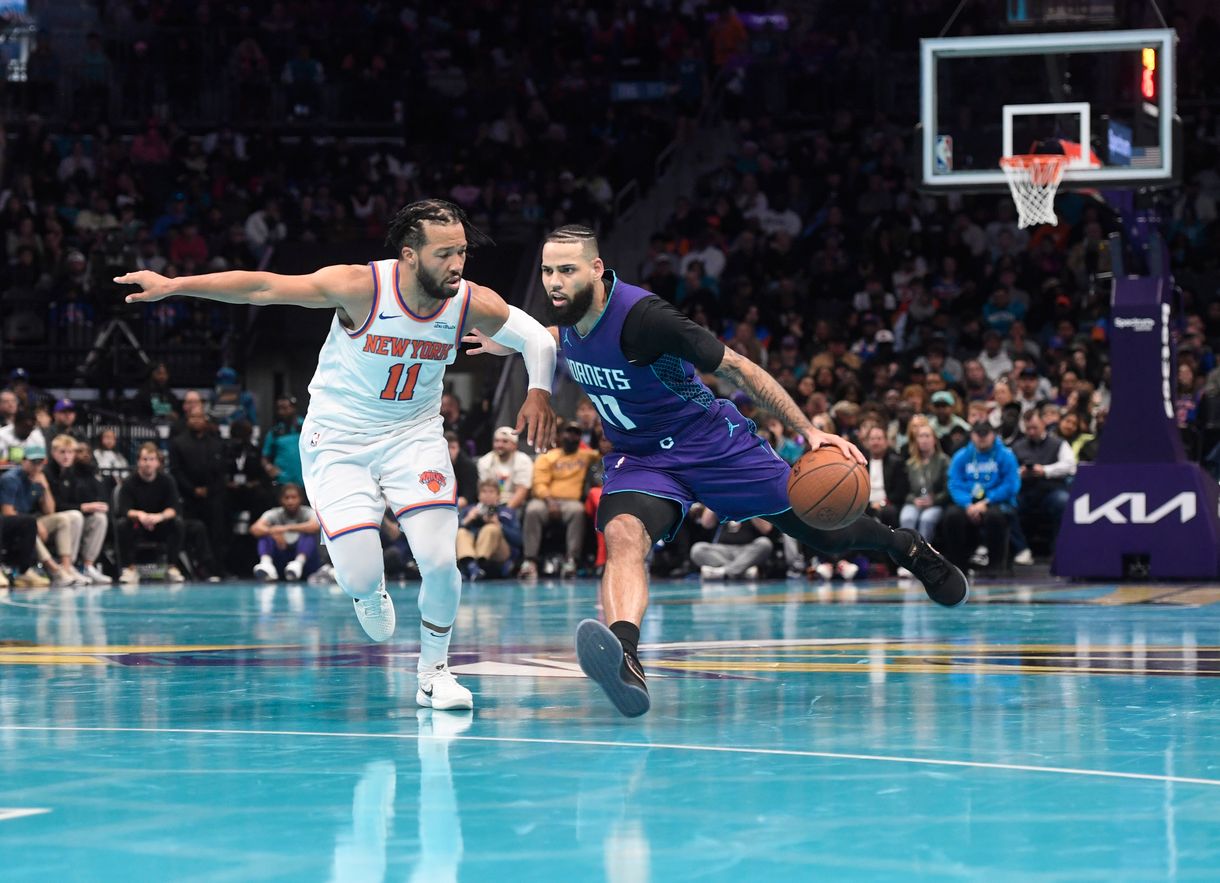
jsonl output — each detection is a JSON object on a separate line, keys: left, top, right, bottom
{"left": 299, "top": 413, "right": 457, "bottom": 542}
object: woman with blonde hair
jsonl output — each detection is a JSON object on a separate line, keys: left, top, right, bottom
{"left": 899, "top": 415, "right": 950, "bottom": 546}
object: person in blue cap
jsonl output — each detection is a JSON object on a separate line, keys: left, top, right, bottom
{"left": 210, "top": 366, "right": 258, "bottom": 427}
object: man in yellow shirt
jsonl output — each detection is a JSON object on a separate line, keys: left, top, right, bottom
{"left": 520, "top": 422, "right": 600, "bottom": 579}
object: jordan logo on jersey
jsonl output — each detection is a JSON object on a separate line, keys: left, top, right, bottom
{"left": 362, "top": 335, "right": 455, "bottom": 361}
{"left": 419, "top": 470, "right": 447, "bottom": 494}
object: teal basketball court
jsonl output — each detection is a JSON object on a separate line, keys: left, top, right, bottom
{"left": 2, "top": 576, "right": 1219, "bottom": 880}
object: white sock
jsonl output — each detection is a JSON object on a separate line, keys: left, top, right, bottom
{"left": 293, "top": 553, "right": 306, "bottom": 564}
{"left": 260, "top": 554, "right": 273, "bottom": 567}
{"left": 399, "top": 506, "right": 461, "bottom": 673}
{"left": 419, "top": 622, "right": 452, "bottom": 672}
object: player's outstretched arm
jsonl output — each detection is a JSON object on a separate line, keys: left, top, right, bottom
{"left": 715, "top": 348, "right": 865, "bottom": 464}
{"left": 115, "top": 265, "right": 372, "bottom": 312}
{"left": 464, "top": 284, "right": 559, "bottom": 451}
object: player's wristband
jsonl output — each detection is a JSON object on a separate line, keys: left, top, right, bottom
{"left": 489, "top": 306, "right": 556, "bottom": 392}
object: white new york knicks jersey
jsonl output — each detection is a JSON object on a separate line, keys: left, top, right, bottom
{"left": 307, "top": 259, "right": 470, "bottom": 431}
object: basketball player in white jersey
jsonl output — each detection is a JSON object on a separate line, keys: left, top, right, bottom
{"left": 115, "top": 199, "right": 558, "bottom": 711}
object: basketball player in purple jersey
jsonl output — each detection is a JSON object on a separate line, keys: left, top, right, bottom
{"left": 467, "top": 225, "right": 968, "bottom": 717}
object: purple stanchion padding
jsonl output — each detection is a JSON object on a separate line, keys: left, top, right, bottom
{"left": 1095, "top": 276, "right": 1183, "bottom": 465}
{"left": 1054, "top": 276, "right": 1220, "bottom": 579}
{"left": 1054, "top": 463, "right": 1219, "bottom": 579}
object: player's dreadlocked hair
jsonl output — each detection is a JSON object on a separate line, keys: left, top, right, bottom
{"left": 544, "top": 224, "right": 599, "bottom": 257}
{"left": 384, "top": 198, "right": 495, "bottom": 254}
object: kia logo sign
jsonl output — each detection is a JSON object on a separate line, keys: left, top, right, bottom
{"left": 1073, "top": 492, "right": 1197, "bottom": 525}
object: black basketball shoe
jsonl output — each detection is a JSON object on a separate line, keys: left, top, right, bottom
{"left": 893, "top": 528, "right": 970, "bottom": 607}
{"left": 575, "top": 619, "right": 651, "bottom": 717}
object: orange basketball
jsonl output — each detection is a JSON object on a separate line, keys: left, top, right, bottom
{"left": 787, "top": 447, "right": 869, "bottom": 530}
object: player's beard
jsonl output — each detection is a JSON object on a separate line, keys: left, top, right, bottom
{"left": 418, "top": 264, "right": 460, "bottom": 300}
{"left": 547, "top": 279, "right": 594, "bottom": 326}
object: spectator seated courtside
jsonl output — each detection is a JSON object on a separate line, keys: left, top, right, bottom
{"left": 1010, "top": 405, "right": 1076, "bottom": 563}
{"left": 250, "top": 483, "right": 321, "bottom": 581}
{"left": 0, "top": 440, "right": 87, "bottom": 586}
{"left": 519, "top": 421, "right": 599, "bottom": 579}
{"left": 446, "top": 430, "right": 480, "bottom": 509}
{"left": 862, "top": 424, "right": 908, "bottom": 530}
{"left": 47, "top": 434, "right": 112, "bottom": 584}
{"left": 898, "top": 416, "right": 951, "bottom": 550}
{"left": 0, "top": 452, "right": 46, "bottom": 589}
{"left": 456, "top": 479, "right": 523, "bottom": 580}
{"left": 690, "top": 504, "right": 775, "bottom": 580}
{"left": 938, "top": 421, "right": 1027, "bottom": 575}
{"left": 115, "top": 442, "right": 186, "bottom": 584}
{"left": 476, "top": 426, "right": 534, "bottom": 514}
{"left": 170, "top": 410, "right": 230, "bottom": 577}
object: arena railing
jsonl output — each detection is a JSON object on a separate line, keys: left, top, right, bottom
{"left": 0, "top": 288, "right": 241, "bottom": 389}
{"left": 80, "top": 406, "right": 163, "bottom": 485}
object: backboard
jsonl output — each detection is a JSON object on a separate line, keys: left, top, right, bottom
{"left": 919, "top": 28, "right": 1178, "bottom": 191}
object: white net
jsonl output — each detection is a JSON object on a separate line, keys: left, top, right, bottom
{"left": 1000, "top": 155, "right": 1068, "bottom": 228}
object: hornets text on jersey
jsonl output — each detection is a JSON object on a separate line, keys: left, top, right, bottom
{"left": 559, "top": 271, "right": 718, "bottom": 453}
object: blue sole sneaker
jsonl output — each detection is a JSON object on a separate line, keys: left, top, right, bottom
{"left": 575, "top": 619, "right": 650, "bottom": 718}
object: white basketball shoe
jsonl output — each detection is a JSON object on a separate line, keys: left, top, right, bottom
{"left": 353, "top": 579, "right": 396, "bottom": 642}
{"left": 416, "top": 663, "right": 473, "bottom": 711}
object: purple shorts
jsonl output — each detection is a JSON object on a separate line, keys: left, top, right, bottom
{"left": 599, "top": 400, "right": 792, "bottom": 540}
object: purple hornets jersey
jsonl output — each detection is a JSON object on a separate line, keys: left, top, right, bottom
{"left": 560, "top": 273, "right": 716, "bottom": 453}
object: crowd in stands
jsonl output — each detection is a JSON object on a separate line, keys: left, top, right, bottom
{"left": 0, "top": 361, "right": 304, "bottom": 586}
{"left": 5, "top": 3, "right": 1220, "bottom": 586}
{"left": 605, "top": 3, "right": 1220, "bottom": 580}
{"left": 4, "top": 0, "right": 723, "bottom": 386}
{"left": 0, "top": 0, "right": 740, "bottom": 585}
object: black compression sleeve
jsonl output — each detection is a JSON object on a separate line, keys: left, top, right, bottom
{"left": 619, "top": 296, "right": 726, "bottom": 372}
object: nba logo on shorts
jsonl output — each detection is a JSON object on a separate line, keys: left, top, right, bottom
{"left": 934, "top": 135, "right": 953, "bottom": 174}
{"left": 419, "top": 470, "right": 447, "bottom": 493}
{"left": 309, "top": 431, "right": 320, "bottom": 448}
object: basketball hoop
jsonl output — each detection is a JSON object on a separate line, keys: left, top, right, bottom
{"left": 1000, "top": 154, "right": 1069, "bottom": 229}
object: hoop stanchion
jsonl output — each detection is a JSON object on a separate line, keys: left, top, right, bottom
{"left": 1000, "top": 154, "right": 1068, "bottom": 228}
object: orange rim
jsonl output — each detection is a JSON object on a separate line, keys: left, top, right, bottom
{"left": 1000, "top": 154, "right": 1068, "bottom": 186}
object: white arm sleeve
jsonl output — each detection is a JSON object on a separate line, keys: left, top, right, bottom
{"left": 488, "top": 305, "right": 556, "bottom": 392}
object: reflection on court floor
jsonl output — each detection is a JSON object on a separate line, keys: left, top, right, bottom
{"left": 2, "top": 577, "right": 1220, "bottom": 880}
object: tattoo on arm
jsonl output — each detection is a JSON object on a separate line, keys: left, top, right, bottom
{"left": 715, "top": 352, "right": 810, "bottom": 439}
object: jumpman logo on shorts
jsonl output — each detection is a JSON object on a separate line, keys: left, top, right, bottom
{"left": 725, "top": 417, "right": 739, "bottom": 437}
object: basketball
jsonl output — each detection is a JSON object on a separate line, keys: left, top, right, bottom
{"left": 787, "top": 447, "right": 869, "bottom": 530}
